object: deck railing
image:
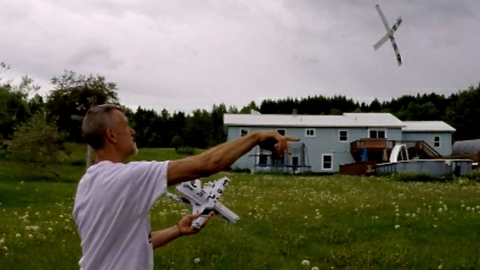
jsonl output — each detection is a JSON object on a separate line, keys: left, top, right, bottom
{"left": 350, "top": 139, "right": 442, "bottom": 158}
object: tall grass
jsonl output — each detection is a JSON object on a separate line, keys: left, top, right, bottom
{"left": 1, "top": 147, "right": 480, "bottom": 269}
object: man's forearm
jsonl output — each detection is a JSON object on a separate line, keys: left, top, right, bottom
{"left": 151, "top": 225, "right": 182, "bottom": 249}
{"left": 167, "top": 130, "right": 291, "bottom": 185}
{"left": 195, "top": 131, "right": 261, "bottom": 172}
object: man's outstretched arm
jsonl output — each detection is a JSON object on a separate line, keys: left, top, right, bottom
{"left": 167, "top": 130, "right": 299, "bottom": 186}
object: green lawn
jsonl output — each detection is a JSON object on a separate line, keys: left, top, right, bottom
{"left": 1, "top": 148, "right": 480, "bottom": 269}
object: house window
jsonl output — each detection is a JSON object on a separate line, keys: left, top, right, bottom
{"left": 305, "top": 129, "right": 315, "bottom": 137}
{"left": 339, "top": 130, "right": 348, "bottom": 142}
{"left": 369, "top": 129, "right": 386, "bottom": 139}
{"left": 240, "top": 128, "right": 249, "bottom": 137}
{"left": 277, "top": 129, "right": 286, "bottom": 136}
{"left": 322, "top": 154, "right": 333, "bottom": 170}
{"left": 434, "top": 136, "right": 440, "bottom": 147}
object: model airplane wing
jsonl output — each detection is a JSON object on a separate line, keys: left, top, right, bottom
{"left": 166, "top": 177, "right": 240, "bottom": 229}
{"left": 390, "top": 36, "right": 402, "bottom": 66}
{"left": 373, "top": 33, "right": 389, "bottom": 51}
{"left": 391, "top": 17, "right": 402, "bottom": 33}
{"left": 375, "top": 4, "right": 390, "bottom": 32}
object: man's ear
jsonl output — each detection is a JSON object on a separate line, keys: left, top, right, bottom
{"left": 105, "top": 128, "right": 117, "bottom": 143}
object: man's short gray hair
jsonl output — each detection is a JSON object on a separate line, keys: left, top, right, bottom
{"left": 82, "top": 104, "right": 123, "bottom": 149}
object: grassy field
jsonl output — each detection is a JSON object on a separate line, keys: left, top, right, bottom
{"left": 1, "top": 147, "right": 480, "bottom": 269}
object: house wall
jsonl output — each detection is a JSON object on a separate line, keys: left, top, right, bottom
{"left": 227, "top": 126, "right": 403, "bottom": 172}
{"left": 402, "top": 132, "right": 453, "bottom": 156}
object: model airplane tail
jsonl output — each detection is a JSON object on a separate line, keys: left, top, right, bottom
{"left": 166, "top": 177, "right": 240, "bottom": 229}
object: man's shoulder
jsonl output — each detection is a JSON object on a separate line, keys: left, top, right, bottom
{"left": 126, "top": 160, "right": 170, "bottom": 167}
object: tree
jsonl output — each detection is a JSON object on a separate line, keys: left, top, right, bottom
{"left": 239, "top": 101, "right": 259, "bottom": 114}
{"left": 8, "top": 111, "right": 67, "bottom": 178}
{"left": 0, "top": 76, "right": 39, "bottom": 139}
{"left": 130, "top": 107, "right": 158, "bottom": 147}
{"left": 211, "top": 103, "right": 227, "bottom": 145}
{"left": 369, "top": 98, "right": 382, "bottom": 112}
{"left": 447, "top": 84, "right": 480, "bottom": 140}
{"left": 329, "top": 108, "right": 342, "bottom": 115}
{"left": 170, "top": 134, "right": 184, "bottom": 150}
{"left": 184, "top": 109, "right": 213, "bottom": 149}
{"left": 46, "top": 71, "right": 119, "bottom": 141}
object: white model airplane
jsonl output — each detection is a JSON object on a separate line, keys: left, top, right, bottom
{"left": 373, "top": 4, "right": 403, "bottom": 66}
{"left": 166, "top": 177, "right": 240, "bottom": 229}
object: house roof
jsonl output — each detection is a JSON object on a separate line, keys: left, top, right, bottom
{"left": 223, "top": 113, "right": 405, "bottom": 128}
{"left": 402, "top": 121, "right": 455, "bottom": 132}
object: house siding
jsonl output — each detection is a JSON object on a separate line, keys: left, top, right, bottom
{"left": 227, "top": 125, "right": 404, "bottom": 172}
{"left": 402, "top": 132, "right": 453, "bottom": 156}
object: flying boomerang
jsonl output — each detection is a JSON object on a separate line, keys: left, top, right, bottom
{"left": 373, "top": 4, "right": 403, "bottom": 66}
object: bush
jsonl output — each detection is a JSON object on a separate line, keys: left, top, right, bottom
{"left": 176, "top": 146, "right": 194, "bottom": 155}
{"left": 389, "top": 172, "right": 453, "bottom": 182}
{"left": 463, "top": 169, "right": 480, "bottom": 182}
{"left": 8, "top": 111, "right": 67, "bottom": 179}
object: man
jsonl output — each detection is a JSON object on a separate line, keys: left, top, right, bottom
{"left": 72, "top": 104, "right": 299, "bottom": 270}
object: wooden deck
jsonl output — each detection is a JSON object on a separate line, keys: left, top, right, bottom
{"left": 350, "top": 139, "right": 442, "bottom": 162}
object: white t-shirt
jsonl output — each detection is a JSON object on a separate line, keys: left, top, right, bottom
{"left": 72, "top": 160, "right": 169, "bottom": 270}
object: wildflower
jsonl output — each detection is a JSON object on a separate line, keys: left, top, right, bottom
{"left": 395, "top": 225, "right": 400, "bottom": 229}
{"left": 15, "top": 234, "right": 21, "bottom": 237}
{"left": 194, "top": 258, "right": 200, "bottom": 263}
{"left": 28, "top": 234, "right": 33, "bottom": 238}
{"left": 311, "top": 267, "right": 319, "bottom": 270}
{"left": 301, "top": 259, "right": 310, "bottom": 266}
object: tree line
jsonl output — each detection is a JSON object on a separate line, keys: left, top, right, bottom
{"left": 2, "top": 64, "right": 480, "bottom": 153}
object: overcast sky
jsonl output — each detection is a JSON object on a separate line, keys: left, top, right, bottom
{"left": 1, "top": 0, "right": 479, "bottom": 114}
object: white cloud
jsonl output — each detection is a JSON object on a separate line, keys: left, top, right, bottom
{"left": 1, "top": 0, "right": 479, "bottom": 114}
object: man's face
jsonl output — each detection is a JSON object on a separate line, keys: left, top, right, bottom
{"left": 112, "top": 110, "right": 138, "bottom": 157}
